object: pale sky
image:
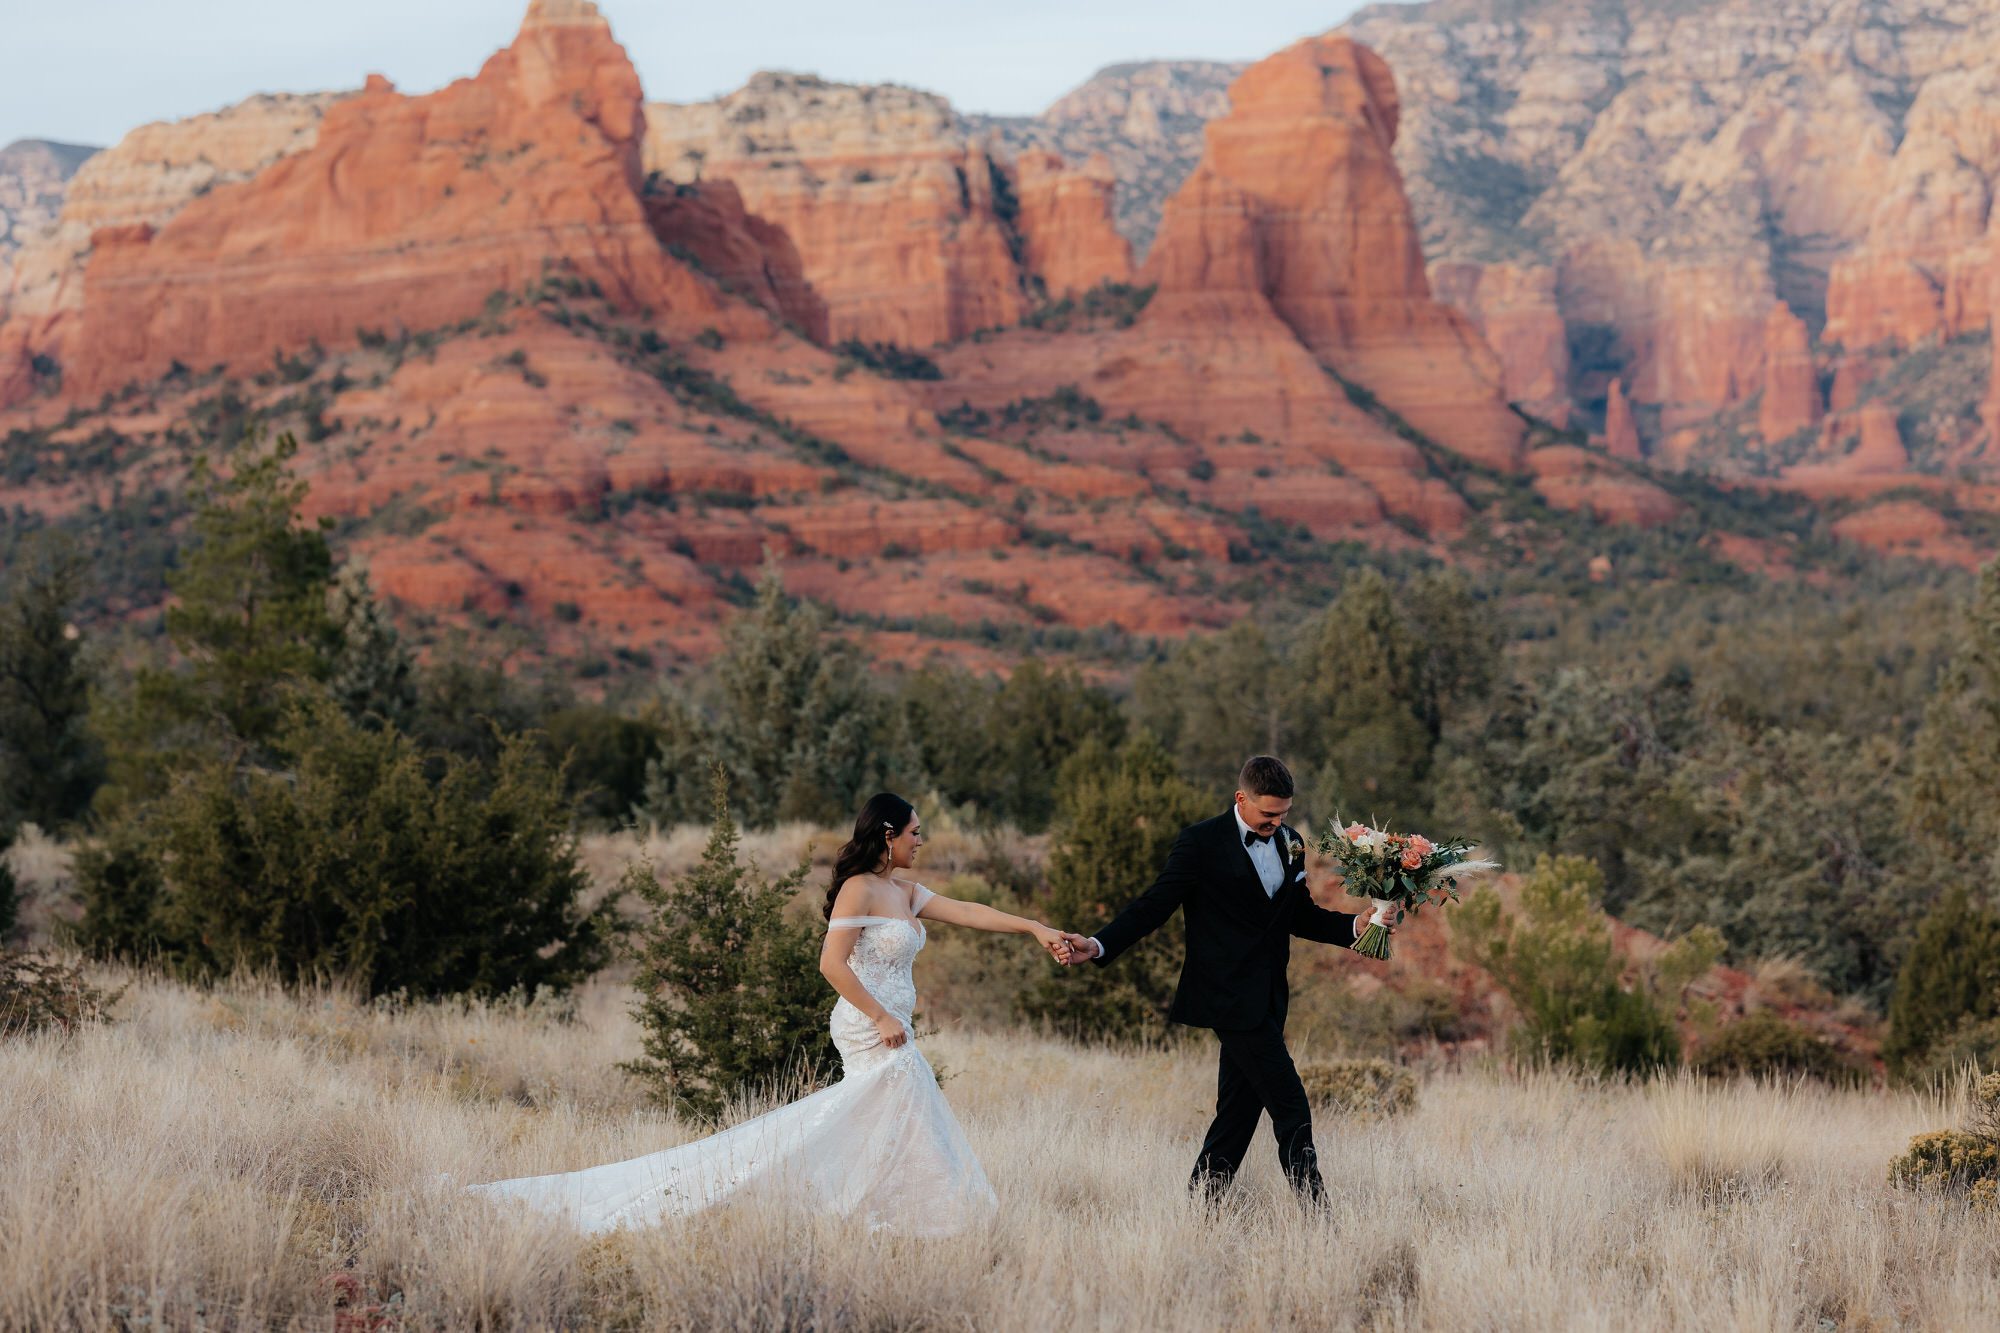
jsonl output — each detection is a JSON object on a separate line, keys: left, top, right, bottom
{"left": 3, "top": 1, "right": 1387, "bottom": 151}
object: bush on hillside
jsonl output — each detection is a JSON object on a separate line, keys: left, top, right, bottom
{"left": 1691, "top": 1010, "right": 1863, "bottom": 1084}
{"left": 76, "top": 695, "right": 612, "bottom": 998}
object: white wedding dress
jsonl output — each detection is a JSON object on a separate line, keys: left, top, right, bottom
{"left": 466, "top": 885, "right": 997, "bottom": 1235}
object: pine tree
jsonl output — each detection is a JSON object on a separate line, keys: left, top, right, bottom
{"left": 1884, "top": 887, "right": 2000, "bottom": 1078}
{"left": 635, "top": 693, "right": 716, "bottom": 827}
{"left": 1132, "top": 619, "right": 1287, "bottom": 788}
{"left": 1909, "top": 559, "right": 2000, "bottom": 876}
{"left": 709, "top": 563, "right": 886, "bottom": 826}
{"left": 95, "top": 432, "right": 341, "bottom": 809}
{"left": 1017, "top": 733, "right": 1210, "bottom": 1040}
{"left": 326, "top": 563, "right": 416, "bottom": 730}
{"left": 1292, "top": 570, "right": 1434, "bottom": 824}
{"left": 623, "top": 766, "right": 836, "bottom": 1119}
{"left": 981, "top": 660, "right": 1126, "bottom": 830}
{"left": 0, "top": 535, "right": 100, "bottom": 831}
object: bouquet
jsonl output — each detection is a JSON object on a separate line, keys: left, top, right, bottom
{"left": 1312, "top": 819, "right": 1499, "bottom": 959}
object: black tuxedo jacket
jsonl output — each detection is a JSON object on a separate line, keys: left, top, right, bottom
{"left": 1092, "top": 811, "right": 1361, "bottom": 1032}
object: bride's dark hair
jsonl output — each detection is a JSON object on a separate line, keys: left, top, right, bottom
{"left": 826, "top": 792, "right": 916, "bottom": 919}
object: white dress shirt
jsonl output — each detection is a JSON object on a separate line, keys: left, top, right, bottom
{"left": 1235, "top": 805, "right": 1285, "bottom": 897}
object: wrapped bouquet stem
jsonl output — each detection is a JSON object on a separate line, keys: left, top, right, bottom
{"left": 1314, "top": 818, "right": 1499, "bottom": 960}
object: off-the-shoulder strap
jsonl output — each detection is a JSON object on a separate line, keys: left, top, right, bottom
{"left": 827, "top": 915, "right": 898, "bottom": 929}
{"left": 909, "top": 883, "right": 935, "bottom": 915}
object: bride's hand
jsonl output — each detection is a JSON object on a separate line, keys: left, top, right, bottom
{"left": 1030, "top": 923, "right": 1071, "bottom": 963}
{"left": 873, "top": 1013, "right": 908, "bottom": 1049}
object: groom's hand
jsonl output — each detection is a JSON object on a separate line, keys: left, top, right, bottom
{"left": 1060, "top": 932, "right": 1099, "bottom": 965}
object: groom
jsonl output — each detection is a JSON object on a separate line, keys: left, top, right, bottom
{"left": 1060, "top": 755, "right": 1375, "bottom": 1208}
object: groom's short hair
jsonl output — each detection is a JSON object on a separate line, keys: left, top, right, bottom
{"left": 1238, "top": 756, "right": 1294, "bottom": 799}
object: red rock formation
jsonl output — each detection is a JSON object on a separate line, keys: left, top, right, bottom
{"left": 1987, "top": 260, "right": 2000, "bottom": 448}
{"left": 1011, "top": 150, "right": 1133, "bottom": 299}
{"left": 1823, "top": 59, "right": 2000, "bottom": 351}
{"left": 1602, "top": 377, "right": 1641, "bottom": 461}
{"left": 644, "top": 74, "right": 1129, "bottom": 348}
{"left": 1831, "top": 500, "right": 1986, "bottom": 568}
{"left": 1138, "top": 36, "right": 1522, "bottom": 471}
{"left": 1848, "top": 400, "right": 1911, "bottom": 475}
{"left": 1758, "top": 304, "right": 1821, "bottom": 443}
{"left": 0, "top": 0, "right": 756, "bottom": 406}
{"left": 1528, "top": 446, "right": 1680, "bottom": 526}
{"left": 643, "top": 179, "right": 829, "bottom": 340}
{"left": 1429, "top": 260, "right": 1570, "bottom": 424}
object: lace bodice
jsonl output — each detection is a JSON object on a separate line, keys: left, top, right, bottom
{"left": 827, "top": 885, "right": 931, "bottom": 1074}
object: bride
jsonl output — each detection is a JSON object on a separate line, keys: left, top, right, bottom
{"left": 466, "top": 792, "right": 1075, "bottom": 1235}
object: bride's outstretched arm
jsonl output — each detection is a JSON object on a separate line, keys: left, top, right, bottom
{"left": 818, "top": 926, "right": 908, "bottom": 1048}
{"left": 917, "top": 893, "right": 1072, "bottom": 961}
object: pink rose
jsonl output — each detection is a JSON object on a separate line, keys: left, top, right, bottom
{"left": 1400, "top": 847, "right": 1423, "bottom": 869}
{"left": 1407, "top": 834, "right": 1434, "bottom": 858}
{"left": 1343, "top": 823, "right": 1368, "bottom": 841}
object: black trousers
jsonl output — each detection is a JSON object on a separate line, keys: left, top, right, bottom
{"left": 1190, "top": 1014, "right": 1325, "bottom": 1204}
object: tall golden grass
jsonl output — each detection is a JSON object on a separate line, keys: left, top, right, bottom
{"left": 4, "top": 956, "right": 1995, "bottom": 1330}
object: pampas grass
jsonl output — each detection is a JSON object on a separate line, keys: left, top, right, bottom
{"left": 4, "top": 957, "right": 1997, "bottom": 1329}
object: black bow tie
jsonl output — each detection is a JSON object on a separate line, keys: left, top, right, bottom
{"left": 1244, "top": 828, "right": 1275, "bottom": 848}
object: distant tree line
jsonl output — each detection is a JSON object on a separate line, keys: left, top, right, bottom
{"left": 4, "top": 430, "right": 2000, "bottom": 1083}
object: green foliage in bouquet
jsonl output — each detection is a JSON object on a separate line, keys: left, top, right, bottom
{"left": 76, "top": 694, "right": 611, "bottom": 998}
{"left": 1299, "top": 1058, "right": 1418, "bottom": 1117}
{"left": 1452, "top": 855, "right": 1717, "bottom": 1075}
{"left": 623, "top": 767, "right": 835, "bottom": 1121}
{"left": 1884, "top": 887, "right": 2000, "bottom": 1079}
{"left": 1691, "top": 1010, "right": 1865, "bottom": 1085}
{"left": 1018, "top": 733, "right": 1209, "bottom": 1041}
{"left": 1889, "top": 1074, "right": 2000, "bottom": 1210}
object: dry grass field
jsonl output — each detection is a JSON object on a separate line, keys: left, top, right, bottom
{"left": 4, "top": 954, "right": 1997, "bottom": 1332}
{"left": 6, "top": 825, "right": 1998, "bottom": 1329}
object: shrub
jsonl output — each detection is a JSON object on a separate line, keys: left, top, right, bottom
{"left": 0, "top": 951, "right": 121, "bottom": 1038}
{"left": 833, "top": 339, "right": 941, "bottom": 381}
{"left": 1884, "top": 887, "right": 2000, "bottom": 1078}
{"left": 1691, "top": 1010, "right": 1862, "bottom": 1084}
{"left": 1889, "top": 1074, "right": 2000, "bottom": 1209}
{"left": 1906, "top": 1015, "right": 2000, "bottom": 1084}
{"left": 622, "top": 767, "right": 835, "bottom": 1120}
{"left": 1299, "top": 1058, "right": 1417, "bottom": 1117}
{"left": 76, "top": 696, "right": 612, "bottom": 998}
{"left": 1016, "top": 733, "right": 1209, "bottom": 1040}
{"left": 1451, "top": 856, "right": 1683, "bottom": 1075}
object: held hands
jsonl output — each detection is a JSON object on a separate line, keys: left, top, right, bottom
{"left": 1028, "top": 924, "right": 1099, "bottom": 966}
{"left": 1031, "top": 923, "right": 1076, "bottom": 965}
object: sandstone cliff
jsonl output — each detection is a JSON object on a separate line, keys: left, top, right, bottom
{"left": 0, "top": 96, "right": 340, "bottom": 391}
{"left": 969, "top": 61, "right": 1240, "bottom": 257}
{"left": 1338, "top": 0, "right": 1999, "bottom": 468}
{"left": 644, "top": 73, "right": 1130, "bottom": 348}
{"left": 0, "top": 2, "right": 767, "bottom": 406}
{"left": 0, "top": 139, "right": 98, "bottom": 301}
